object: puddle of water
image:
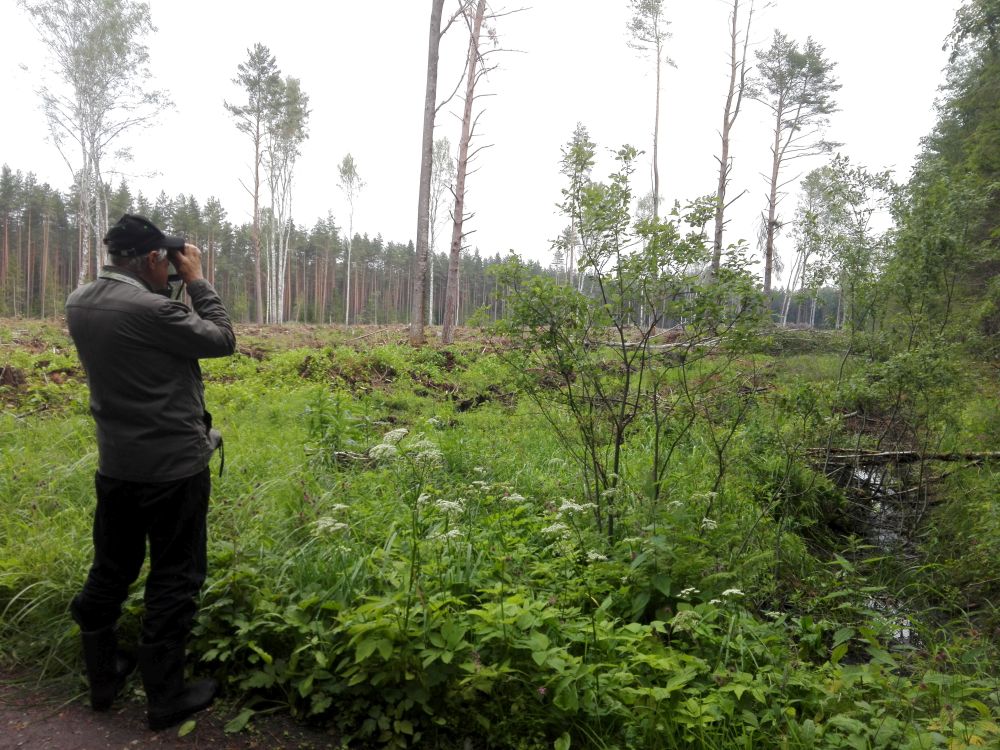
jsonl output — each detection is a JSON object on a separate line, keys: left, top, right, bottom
{"left": 866, "top": 595, "right": 916, "bottom": 645}
{"left": 843, "top": 465, "right": 922, "bottom": 647}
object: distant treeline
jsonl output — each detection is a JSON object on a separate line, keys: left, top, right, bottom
{"left": 0, "top": 166, "right": 547, "bottom": 325}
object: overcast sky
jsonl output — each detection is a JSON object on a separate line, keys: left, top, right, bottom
{"left": 2, "top": 0, "right": 963, "bottom": 283}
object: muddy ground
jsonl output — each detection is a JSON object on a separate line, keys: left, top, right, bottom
{"left": 0, "top": 671, "right": 337, "bottom": 750}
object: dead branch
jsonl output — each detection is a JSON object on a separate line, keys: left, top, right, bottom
{"left": 590, "top": 338, "right": 721, "bottom": 350}
{"left": 332, "top": 450, "right": 374, "bottom": 466}
{"left": 344, "top": 325, "right": 407, "bottom": 344}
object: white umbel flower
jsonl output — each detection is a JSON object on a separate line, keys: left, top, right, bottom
{"left": 382, "top": 428, "right": 408, "bottom": 445}
{"left": 315, "top": 518, "right": 348, "bottom": 534}
{"left": 369, "top": 443, "right": 398, "bottom": 461}
{"left": 435, "top": 499, "right": 465, "bottom": 514}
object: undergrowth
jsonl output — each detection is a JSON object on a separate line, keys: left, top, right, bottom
{"left": 2, "top": 321, "right": 999, "bottom": 749}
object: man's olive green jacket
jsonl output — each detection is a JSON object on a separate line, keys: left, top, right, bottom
{"left": 66, "top": 268, "right": 236, "bottom": 482}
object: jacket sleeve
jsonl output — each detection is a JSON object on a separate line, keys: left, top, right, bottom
{"left": 150, "top": 279, "right": 237, "bottom": 359}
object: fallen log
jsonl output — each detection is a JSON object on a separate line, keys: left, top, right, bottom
{"left": 809, "top": 449, "right": 1000, "bottom": 466}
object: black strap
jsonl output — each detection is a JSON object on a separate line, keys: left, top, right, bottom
{"left": 216, "top": 435, "right": 225, "bottom": 477}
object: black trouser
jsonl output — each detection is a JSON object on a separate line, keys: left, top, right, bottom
{"left": 71, "top": 468, "right": 210, "bottom": 646}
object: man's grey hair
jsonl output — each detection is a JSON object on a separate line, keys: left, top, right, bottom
{"left": 111, "top": 248, "right": 167, "bottom": 271}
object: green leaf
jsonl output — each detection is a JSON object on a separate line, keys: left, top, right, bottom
{"left": 966, "top": 699, "right": 992, "bottom": 718}
{"left": 355, "top": 638, "right": 377, "bottom": 662}
{"left": 297, "top": 673, "right": 314, "bottom": 698}
{"left": 247, "top": 640, "right": 273, "bottom": 665}
{"left": 178, "top": 719, "right": 197, "bottom": 737}
{"left": 376, "top": 638, "right": 393, "bottom": 660}
{"left": 224, "top": 709, "right": 255, "bottom": 734}
{"left": 554, "top": 732, "right": 572, "bottom": 750}
{"left": 921, "top": 671, "right": 955, "bottom": 686}
{"left": 664, "top": 668, "right": 697, "bottom": 693}
{"left": 631, "top": 591, "right": 651, "bottom": 617}
{"left": 829, "top": 714, "right": 864, "bottom": 734}
{"left": 554, "top": 682, "right": 579, "bottom": 712}
{"left": 831, "top": 643, "right": 849, "bottom": 665}
{"left": 652, "top": 574, "right": 672, "bottom": 597}
{"left": 311, "top": 693, "right": 333, "bottom": 715}
{"left": 525, "top": 632, "right": 550, "bottom": 651}
{"left": 866, "top": 646, "right": 897, "bottom": 668}
{"left": 832, "top": 627, "right": 855, "bottom": 647}
{"left": 720, "top": 683, "right": 747, "bottom": 700}
{"left": 242, "top": 670, "right": 275, "bottom": 689}
{"left": 441, "top": 621, "right": 467, "bottom": 647}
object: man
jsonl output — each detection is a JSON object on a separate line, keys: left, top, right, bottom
{"left": 66, "top": 214, "right": 236, "bottom": 730}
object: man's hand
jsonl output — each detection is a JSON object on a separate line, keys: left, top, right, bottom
{"left": 170, "top": 243, "right": 205, "bottom": 285}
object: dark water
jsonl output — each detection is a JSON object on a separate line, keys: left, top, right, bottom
{"left": 845, "top": 465, "right": 920, "bottom": 646}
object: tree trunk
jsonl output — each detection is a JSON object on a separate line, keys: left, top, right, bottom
{"left": 429, "top": 255, "right": 435, "bottom": 326}
{"left": 443, "top": 0, "right": 485, "bottom": 345}
{"left": 652, "top": 38, "right": 661, "bottom": 220}
{"left": 75, "top": 126, "right": 95, "bottom": 287}
{"left": 26, "top": 207, "right": 33, "bottom": 316}
{"left": 409, "top": 0, "right": 445, "bottom": 346}
{"left": 253, "top": 121, "right": 264, "bottom": 325}
{"left": 344, "top": 223, "right": 354, "bottom": 325}
{"left": 328, "top": 242, "right": 336, "bottom": 323}
{"left": 40, "top": 213, "right": 49, "bottom": 318}
{"left": 764, "top": 113, "right": 782, "bottom": 295}
{"left": 2, "top": 215, "right": 8, "bottom": 312}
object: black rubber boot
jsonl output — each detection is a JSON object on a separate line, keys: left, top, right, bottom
{"left": 80, "top": 627, "right": 137, "bottom": 711}
{"left": 138, "top": 641, "right": 217, "bottom": 731}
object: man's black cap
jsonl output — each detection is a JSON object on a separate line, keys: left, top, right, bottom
{"left": 103, "top": 214, "right": 185, "bottom": 257}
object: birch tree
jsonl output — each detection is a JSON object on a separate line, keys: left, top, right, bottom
{"left": 783, "top": 166, "right": 837, "bottom": 326}
{"left": 225, "top": 43, "right": 282, "bottom": 324}
{"left": 754, "top": 31, "right": 840, "bottom": 294}
{"left": 786, "top": 157, "right": 892, "bottom": 329}
{"left": 627, "top": 0, "right": 672, "bottom": 219}
{"left": 338, "top": 154, "right": 364, "bottom": 326}
{"left": 263, "top": 76, "right": 309, "bottom": 324}
{"left": 20, "top": 0, "right": 169, "bottom": 285}
{"left": 558, "top": 123, "right": 596, "bottom": 291}
{"left": 710, "top": 0, "right": 757, "bottom": 276}
{"left": 429, "top": 136, "right": 455, "bottom": 325}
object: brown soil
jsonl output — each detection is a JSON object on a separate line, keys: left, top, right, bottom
{"left": 0, "top": 672, "right": 337, "bottom": 750}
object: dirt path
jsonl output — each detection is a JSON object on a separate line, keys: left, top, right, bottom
{"left": 0, "top": 672, "right": 336, "bottom": 750}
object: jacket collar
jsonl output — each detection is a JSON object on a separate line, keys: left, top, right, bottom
{"left": 98, "top": 265, "right": 155, "bottom": 292}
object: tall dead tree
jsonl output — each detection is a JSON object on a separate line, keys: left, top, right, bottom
{"left": 409, "top": 1, "right": 472, "bottom": 345}
{"left": 442, "top": 0, "right": 487, "bottom": 344}
{"left": 711, "top": 0, "right": 756, "bottom": 276}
